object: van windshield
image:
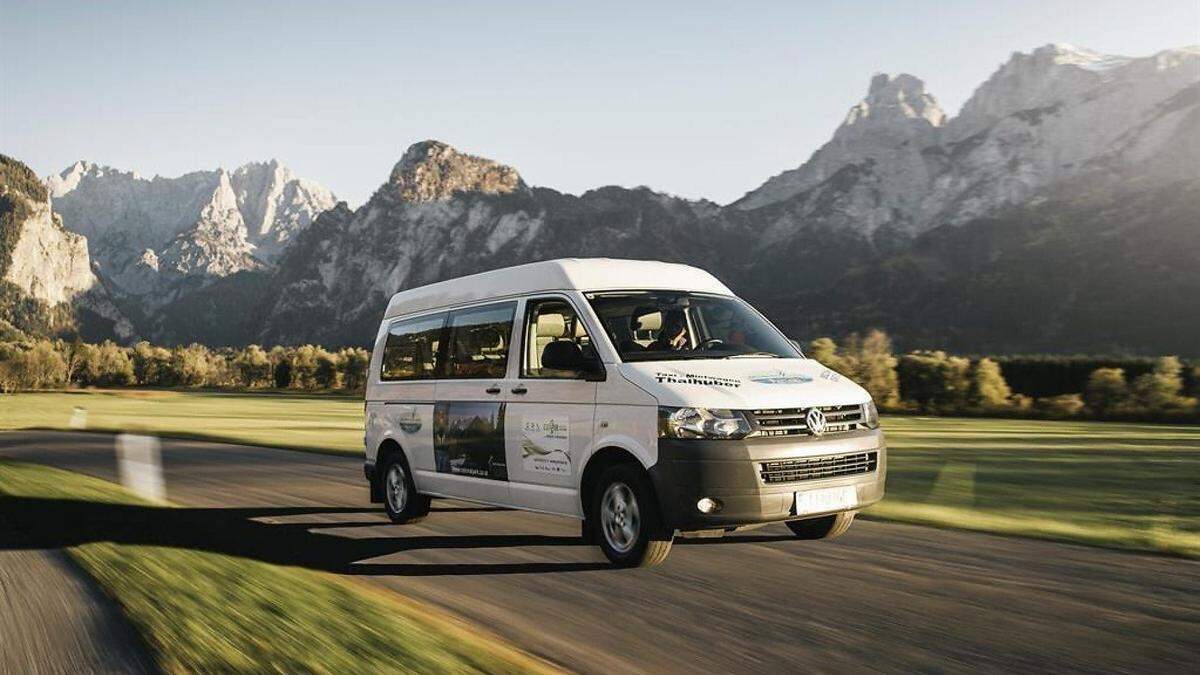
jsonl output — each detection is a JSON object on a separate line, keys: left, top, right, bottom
{"left": 585, "top": 291, "right": 802, "bottom": 362}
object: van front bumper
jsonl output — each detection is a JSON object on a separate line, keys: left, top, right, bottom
{"left": 647, "top": 429, "right": 886, "bottom": 532}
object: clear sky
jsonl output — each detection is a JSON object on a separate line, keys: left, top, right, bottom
{"left": 2, "top": 1, "right": 1197, "bottom": 206}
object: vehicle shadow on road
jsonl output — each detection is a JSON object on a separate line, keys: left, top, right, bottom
{"left": 0, "top": 496, "right": 616, "bottom": 576}
{"left": 0, "top": 496, "right": 798, "bottom": 576}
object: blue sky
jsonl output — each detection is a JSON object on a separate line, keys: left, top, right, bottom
{"left": 2, "top": 1, "right": 1197, "bottom": 206}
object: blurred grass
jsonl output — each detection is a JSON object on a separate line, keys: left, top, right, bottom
{"left": 0, "top": 459, "right": 558, "bottom": 675}
{"left": 2, "top": 390, "right": 1198, "bottom": 556}
{"left": 0, "top": 389, "right": 363, "bottom": 454}
{"left": 871, "top": 416, "right": 1200, "bottom": 558}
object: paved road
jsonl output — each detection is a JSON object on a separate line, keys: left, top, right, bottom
{"left": 1, "top": 484, "right": 156, "bottom": 674}
{"left": 2, "top": 430, "right": 1197, "bottom": 673}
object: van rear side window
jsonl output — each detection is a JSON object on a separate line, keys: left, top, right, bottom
{"left": 380, "top": 313, "right": 446, "bottom": 381}
{"left": 444, "top": 302, "right": 517, "bottom": 379}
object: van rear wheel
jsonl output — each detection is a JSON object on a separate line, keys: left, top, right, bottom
{"left": 592, "top": 464, "right": 673, "bottom": 567}
{"left": 786, "top": 511, "right": 855, "bottom": 540}
{"left": 381, "top": 453, "right": 430, "bottom": 524}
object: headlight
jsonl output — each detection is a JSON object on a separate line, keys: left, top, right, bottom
{"left": 862, "top": 400, "right": 880, "bottom": 429}
{"left": 659, "top": 407, "right": 751, "bottom": 440}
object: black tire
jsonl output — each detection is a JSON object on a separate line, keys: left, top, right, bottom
{"left": 786, "top": 511, "right": 855, "bottom": 540}
{"left": 379, "top": 452, "right": 430, "bottom": 524}
{"left": 591, "top": 463, "right": 673, "bottom": 567}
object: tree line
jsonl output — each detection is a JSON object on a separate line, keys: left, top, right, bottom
{"left": 808, "top": 331, "right": 1198, "bottom": 422}
{"left": 1, "top": 332, "right": 1197, "bottom": 422}
{"left": 0, "top": 340, "right": 369, "bottom": 393}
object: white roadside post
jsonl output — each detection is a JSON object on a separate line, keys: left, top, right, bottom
{"left": 68, "top": 406, "right": 88, "bottom": 429}
{"left": 116, "top": 433, "right": 165, "bottom": 501}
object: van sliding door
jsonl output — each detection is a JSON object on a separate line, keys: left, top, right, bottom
{"left": 425, "top": 301, "right": 519, "bottom": 506}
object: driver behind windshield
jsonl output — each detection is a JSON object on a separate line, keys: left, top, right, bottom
{"left": 588, "top": 291, "right": 802, "bottom": 362}
{"left": 647, "top": 310, "right": 689, "bottom": 352}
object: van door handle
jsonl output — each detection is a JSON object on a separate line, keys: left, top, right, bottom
{"left": 485, "top": 386, "right": 501, "bottom": 395}
{"left": 511, "top": 386, "right": 528, "bottom": 395}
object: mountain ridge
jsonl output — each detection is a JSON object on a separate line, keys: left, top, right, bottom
{"left": 734, "top": 43, "right": 1200, "bottom": 240}
{"left": 240, "top": 42, "right": 1197, "bottom": 353}
{"left": 7, "top": 42, "right": 1198, "bottom": 355}
{"left": 46, "top": 159, "right": 336, "bottom": 305}
{"left": 1, "top": 155, "right": 132, "bottom": 340}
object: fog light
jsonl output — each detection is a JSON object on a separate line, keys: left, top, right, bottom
{"left": 696, "top": 497, "right": 722, "bottom": 514}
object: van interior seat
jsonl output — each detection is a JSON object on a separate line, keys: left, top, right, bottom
{"left": 449, "top": 326, "right": 507, "bottom": 377}
{"left": 631, "top": 309, "right": 663, "bottom": 332}
{"left": 477, "top": 327, "right": 505, "bottom": 357}
{"left": 530, "top": 312, "right": 568, "bottom": 373}
{"left": 537, "top": 312, "right": 567, "bottom": 337}
{"left": 541, "top": 340, "right": 582, "bottom": 371}
{"left": 620, "top": 307, "right": 661, "bottom": 351}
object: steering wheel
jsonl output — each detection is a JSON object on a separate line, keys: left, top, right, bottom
{"left": 698, "top": 338, "right": 726, "bottom": 350}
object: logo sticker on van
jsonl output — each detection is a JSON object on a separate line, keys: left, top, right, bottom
{"left": 433, "top": 401, "right": 508, "bottom": 481}
{"left": 748, "top": 370, "right": 814, "bottom": 385}
{"left": 396, "top": 407, "right": 422, "bottom": 433}
{"left": 654, "top": 371, "right": 741, "bottom": 388}
{"left": 521, "top": 416, "right": 572, "bottom": 476}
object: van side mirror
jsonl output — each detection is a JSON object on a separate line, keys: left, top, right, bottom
{"left": 541, "top": 342, "right": 606, "bottom": 381}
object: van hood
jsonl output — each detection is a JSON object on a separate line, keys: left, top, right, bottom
{"left": 617, "top": 358, "right": 870, "bottom": 409}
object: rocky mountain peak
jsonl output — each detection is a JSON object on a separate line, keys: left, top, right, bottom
{"left": 47, "top": 160, "right": 139, "bottom": 199}
{"left": 733, "top": 73, "right": 945, "bottom": 212}
{"left": 731, "top": 40, "right": 1198, "bottom": 251}
{"left": 1, "top": 154, "right": 133, "bottom": 337}
{"left": 233, "top": 158, "right": 290, "bottom": 184}
{"left": 387, "top": 140, "right": 525, "bottom": 202}
{"left": 1029, "top": 43, "right": 1132, "bottom": 70}
{"left": 844, "top": 73, "right": 946, "bottom": 131}
{"left": 951, "top": 44, "right": 1136, "bottom": 137}
{"left": 53, "top": 160, "right": 93, "bottom": 193}
{"left": 45, "top": 158, "right": 335, "bottom": 302}
{"left": 950, "top": 43, "right": 1199, "bottom": 143}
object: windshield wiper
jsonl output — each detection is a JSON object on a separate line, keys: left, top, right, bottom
{"left": 722, "top": 351, "right": 780, "bottom": 359}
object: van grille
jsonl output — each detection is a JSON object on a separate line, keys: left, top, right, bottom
{"left": 749, "top": 404, "right": 864, "bottom": 437}
{"left": 760, "top": 451, "right": 878, "bottom": 484}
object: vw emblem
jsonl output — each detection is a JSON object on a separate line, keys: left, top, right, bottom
{"left": 805, "top": 407, "right": 827, "bottom": 436}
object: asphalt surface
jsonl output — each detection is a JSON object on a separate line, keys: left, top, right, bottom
{"left": 1, "top": 487, "right": 156, "bottom": 674}
{"left": 1, "top": 430, "right": 1197, "bottom": 673}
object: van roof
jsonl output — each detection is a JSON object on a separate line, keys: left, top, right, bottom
{"left": 383, "top": 258, "right": 733, "bottom": 319}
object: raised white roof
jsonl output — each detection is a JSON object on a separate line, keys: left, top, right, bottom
{"left": 383, "top": 258, "right": 733, "bottom": 319}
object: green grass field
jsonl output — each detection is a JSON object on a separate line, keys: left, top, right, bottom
{"left": 0, "top": 389, "right": 365, "bottom": 454}
{"left": 870, "top": 416, "right": 1199, "bottom": 557}
{"left": 2, "top": 389, "right": 1198, "bottom": 557}
{"left": 0, "top": 460, "right": 556, "bottom": 674}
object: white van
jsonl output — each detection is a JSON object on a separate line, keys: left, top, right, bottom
{"left": 364, "top": 259, "right": 885, "bottom": 566}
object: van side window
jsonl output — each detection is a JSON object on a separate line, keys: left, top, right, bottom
{"left": 444, "top": 302, "right": 517, "bottom": 379}
{"left": 381, "top": 313, "right": 447, "bottom": 381}
{"left": 523, "top": 298, "right": 595, "bottom": 378}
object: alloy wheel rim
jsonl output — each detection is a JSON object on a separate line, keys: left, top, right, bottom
{"left": 386, "top": 463, "right": 408, "bottom": 513}
{"left": 601, "top": 482, "right": 641, "bottom": 554}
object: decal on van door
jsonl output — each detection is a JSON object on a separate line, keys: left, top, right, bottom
{"left": 433, "top": 401, "right": 508, "bottom": 481}
{"left": 520, "top": 415, "right": 572, "bottom": 476}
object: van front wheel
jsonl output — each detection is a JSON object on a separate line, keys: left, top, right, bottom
{"left": 786, "top": 511, "right": 855, "bottom": 540}
{"left": 592, "top": 464, "right": 673, "bottom": 567}
{"left": 381, "top": 453, "right": 430, "bottom": 524}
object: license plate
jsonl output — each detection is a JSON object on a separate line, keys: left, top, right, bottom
{"left": 794, "top": 485, "right": 858, "bottom": 516}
